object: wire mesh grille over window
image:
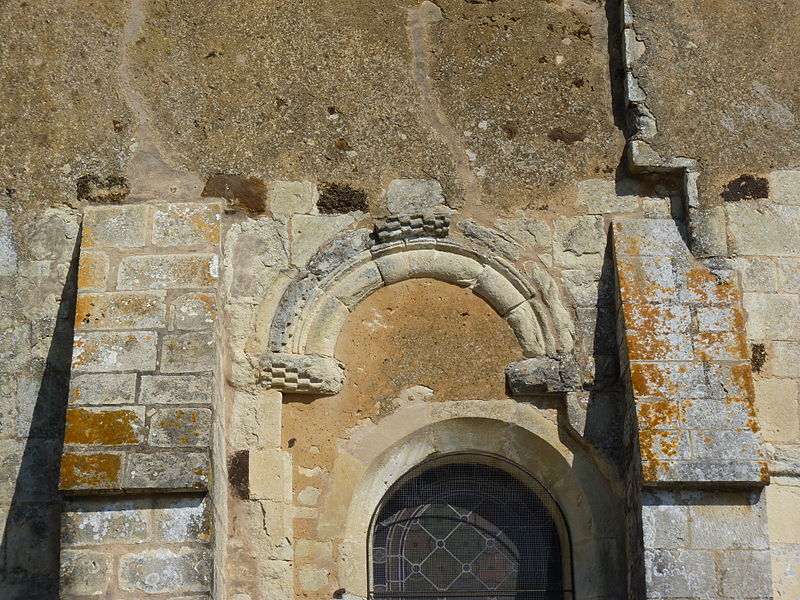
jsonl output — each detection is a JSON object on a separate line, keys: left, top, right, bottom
{"left": 370, "top": 458, "right": 570, "bottom": 600}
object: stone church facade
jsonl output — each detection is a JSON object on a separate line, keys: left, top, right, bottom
{"left": 0, "top": 0, "right": 798, "bottom": 599}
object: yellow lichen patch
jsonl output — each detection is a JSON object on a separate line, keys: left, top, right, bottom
{"left": 615, "top": 257, "right": 676, "bottom": 304}
{"left": 626, "top": 331, "right": 689, "bottom": 361}
{"left": 64, "top": 408, "right": 142, "bottom": 445}
{"left": 630, "top": 363, "right": 674, "bottom": 398}
{"left": 685, "top": 267, "right": 741, "bottom": 304}
{"left": 76, "top": 251, "right": 107, "bottom": 289}
{"left": 637, "top": 401, "right": 681, "bottom": 430}
{"left": 693, "top": 331, "right": 748, "bottom": 361}
{"left": 74, "top": 293, "right": 163, "bottom": 329}
{"left": 59, "top": 452, "right": 122, "bottom": 489}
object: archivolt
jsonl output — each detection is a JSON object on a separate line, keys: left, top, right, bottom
{"left": 267, "top": 229, "right": 573, "bottom": 360}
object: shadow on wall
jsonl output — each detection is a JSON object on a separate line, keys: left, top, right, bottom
{"left": 0, "top": 234, "right": 80, "bottom": 599}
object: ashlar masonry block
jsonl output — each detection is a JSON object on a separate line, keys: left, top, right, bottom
{"left": 613, "top": 218, "right": 768, "bottom": 486}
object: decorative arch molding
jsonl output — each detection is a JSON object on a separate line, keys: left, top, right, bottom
{"left": 258, "top": 226, "right": 574, "bottom": 395}
{"left": 318, "top": 406, "right": 627, "bottom": 599}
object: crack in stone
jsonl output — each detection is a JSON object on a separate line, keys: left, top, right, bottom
{"left": 407, "top": 2, "right": 480, "bottom": 207}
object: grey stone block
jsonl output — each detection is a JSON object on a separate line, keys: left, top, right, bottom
{"left": 82, "top": 205, "right": 147, "bottom": 248}
{"left": 119, "top": 547, "right": 211, "bottom": 594}
{"left": 140, "top": 374, "right": 214, "bottom": 405}
{"left": 69, "top": 373, "right": 137, "bottom": 406}
{"left": 307, "top": 228, "right": 373, "bottom": 277}
{"left": 169, "top": 292, "right": 216, "bottom": 330}
{"left": 0, "top": 208, "right": 17, "bottom": 276}
{"left": 385, "top": 178, "right": 445, "bottom": 213}
{"left": 457, "top": 218, "right": 519, "bottom": 260}
{"left": 506, "top": 357, "right": 582, "bottom": 395}
{"left": 71, "top": 331, "right": 157, "bottom": 373}
{"left": 688, "top": 491, "right": 768, "bottom": 550}
{"left": 148, "top": 408, "right": 211, "bottom": 448}
{"left": 60, "top": 549, "right": 112, "bottom": 597}
{"left": 644, "top": 550, "right": 717, "bottom": 598}
{"left": 720, "top": 550, "right": 772, "bottom": 597}
{"left": 641, "top": 491, "right": 689, "bottom": 549}
{"left": 160, "top": 332, "right": 215, "bottom": 373}
{"left": 62, "top": 498, "right": 150, "bottom": 546}
{"left": 117, "top": 254, "right": 218, "bottom": 290}
{"left": 124, "top": 452, "right": 210, "bottom": 490}
{"left": 154, "top": 495, "right": 212, "bottom": 543}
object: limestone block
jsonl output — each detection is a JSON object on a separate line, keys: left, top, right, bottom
{"left": 641, "top": 197, "right": 673, "bottom": 219}
{"left": 506, "top": 357, "right": 581, "bottom": 395}
{"left": 152, "top": 202, "right": 221, "bottom": 247}
{"left": 69, "top": 373, "right": 137, "bottom": 405}
{"left": 64, "top": 406, "right": 145, "bottom": 446}
{"left": 473, "top": 266, "right": 526, "bottom": 316}
{"left": 230, "top": 389, "right": 282, "bottom": 449}
{"left": 644, "top": 550, "right": 716, "bottom": 598}
{"left": 149, "top": 408, "right": 211, "bottom": 448}
{"left": 772, "top": 544, "right": 800, "bottom": 600}
{"left": 754, "top": 379, "right": 799, "bottom": 443}
{"left": 641, "top": 493, "right": 689, "bottom": 549}
{"left": 612, "top": 219, "right": 685, "bottom": 257}
{"left": 76, "top": 251, "right": 108, "bottom": 290}
{"left": 385, "top": 178, "right": 444, "bottom": 213}
{"left": 374, "top": 249, "right": 411, "bottom": 284}
{"left": 169, "top": 292, "right": 216, "bottom": 330}
{"left": 641, "top": 459, "right": 766, "bottom": 484}
{"left": 160, "top": 331, "right": 215, "bottom": 373}
{"left": 290, "top": 214, "right": 354, "bottom": 268}
{"left": 770, "top": 169, "right": 800, "bottom": 205}
{"left": 494, "top": 217, "right": 551, "bottom": 248}
{"left": 119, "top": 547, "right": 211, "bottom": 594}
{"left": 744, "top": 293, "right": 800, "bottom": 340}
{"left": 767, "top": 444, "right": 800, "bottom": 476}
{"left": 728, "top": 204, "right": 800, "bottom": 256}
{"left": 683, "top": 397, "right": 754, "bottom": 430}
{"left": 732, "top": 256, "right": 777, "bottom": 292}
{"left": 576, "top": 178, "right": 639, "bottom": 214}
{"left": 689, "top": 492, "right": 768, "bottom": 550}
{"left": 74, "top": 291, "right": 166, "bottom": 330}
{"left": 298, "top": 485, "right": 321, "bottom": 506}
{"left": 720, "top": 550, "right": 772, "bottom": 597}
{"left": 457, "top": 218, "right": 519, "bottom": 260}
{"left": 117, "top": 254, "right": 218, "bottom": 290}
{"left": 153, "top": 495, "right": 212, "bottom": 543}
{"left": 249, "top": 448, "right": 291, "bottom": 502}
{"left": 692, "top": 331, "right": 748, "bottom": 361}
{"left": 562, "top": 270, "right": 607, "bottom": 307}
{"left": 124, "top": 452, "right": 210, "bottom": 490}
{"left": 298, "top": 564, "right": 329, "bottom": 592}
{"left": 270, "top": 180, "right": 317, "bottom": 216}
{"left": 767, "top": 484, "right": 800, "bottom": 545}
{"left": 680, "top": 266, "right": 741, "bottom": 305}
{"left": 300, "top": 294, "right": 350, "bottom": 357}
{"left": 258, "top": 353, "right": 344, "bottom": 395}
{"left": 81, "top": 205, "right": 147, "bottom": 248}
{"left": 505, "top": 302, "right": 546, "bottom": 358}
{"left": 374, "top": 209, "right": 451, "bottom": 244}
{"left": 140, "top": 374, "right": 214, "bottom": 405}
{"left": 59, "top": 452, "right": 124, "bottom": 491}
{"left": 330, "top": 262, "right": 384, "bottom": 308}
{"left": 227, "top": 218, "right": 289, "bottom": 298}
{"left": 0, "top": 317, "right": 30, "bottom": 372}
{"left": 307, "top": 228, "right": 373, "bottom": 278}
{"left": 60, "top": 549, "right": 112, "bottom": 597}
{"left": 694, "top": 304, "right": 745, "bottom": 332}
{"left": 691, "top": 429, "right": 764, "bottom": 461}
{"left": 766, "top": 341, "right": 800, "bottom": 378}
{"left": 71, "top": 331, "right": 157, "bottom": 372}
{"left": 553, "top": 215, "right": 604, "bottom": 268}
{"left": 0, "top": 208, "right": 17, "bottom": 276}
{"left": 615, "top": 255, "right": 677, "bottom": 304}
{"left": 295, "top": 539, "right": 332, "bottom": 560}
{"left": 777, "top": 258, "right": 800, "bottom": 292}
{"left": 62, "top": 498, "right": 150, "bottom": 546}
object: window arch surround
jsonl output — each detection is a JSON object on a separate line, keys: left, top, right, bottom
{"left": 368, "top": 452, "right": 574, "bottom": 600}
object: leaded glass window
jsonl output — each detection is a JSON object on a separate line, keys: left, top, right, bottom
{"left": 370, "top": 455, "right": 571, "bottom": 600}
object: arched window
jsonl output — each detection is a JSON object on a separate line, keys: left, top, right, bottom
{"left": 369, "top": 453, "right": 572, "bottom": 600}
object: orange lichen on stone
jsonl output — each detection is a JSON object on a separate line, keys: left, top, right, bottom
{"left": 615, "top": 256, "right": 676, "bottom": 304}
{"left": 622, "top": 302, "right": 690, "bottom": 334}
{"left": 74, "top": 293, "right": 163, "bottom": 329}
{"left": 693, "top": 331, "right": 748, "bottom": 361}
{"left": 76, "top": 251, "right": 108, "bottom": 290}
{"left": 64, "top": 408, "right": 142, "bottom": 445}
{"left": 626, "top": 331, "right": 691, "bottom": 361}
{"left": 637, "top": 401, "right": 682, "bottom": 430}
{"left": 685, "top": 267, "right": 741, "bottom": 304}
{"left": 59, "top": 452, "right": 122, "bottom": 489}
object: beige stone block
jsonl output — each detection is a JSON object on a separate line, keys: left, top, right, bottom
{"left": 290, "top": 214, "right": 354, "bottom": 268}
{"left": 249, "top": 448, "right": 292, "bottom": 502}
{"left": 494, "top": 217, "right": 552, "bottom": 248}
{"left": 75, "top": 291, "right": 166, "bottom": 330}
{"left": 77, "top": 251, "right": 109, "bottom": 290}
{"left": 505, "top": 302, "right": 546, "bottom": 357}
{"left": 576, "top": 178, "right": 639, "bottom": 214}
{"left": 298, "top": 564, "right": 328, "bottom": 592}
{"left": 767, "top": 484, "right": 800, "bottom": 545}
{"left": 299, "top": 293, "right": 350, "bottom": 356}
{"left": 554, "top": 215, "right": 605, "bottom": 268}
{"left": 152, "top": 202, "right": 221, "bottom": 247}
{"left": 472, "top": 266, "right": 526, "bottom": 316}
{"left": 732, "top": 256, "right": 778, "bottom": 292}
{"left": 728, "top": 204, "right": 800, "bottom": 256}
{"left": 770, "top": 169, "right": 800, "bottom": 205}
{"left": 270, "top": 180, "right": 317, "bottom": 216}
{"left": 744, "top": 293, "right": 800, "bottom": 341}
{"left": 82, "top": 205, "right": 147, "bottom": 248}
{"left": 755, "top": 379, "right": 800, "bottom": 443}
{"left": 766, "top": 341, "right": 800, "bottom": 378}
{"left": 330, "top": 262, "right": 384, "bottom": 308}
{"left": 778, "top": 258, "right": 800, "bottom": 292}
{"left": 231, "top": 389, "right": 282, "bottom": 450}
{"left": 118, "top": 254, "right": 219, "bottom": 290}
{"left": 295, "top": 539, "right": 332, "bottom": 560}
{"left": 771, "top": 543, "right": 800, "bottom": 600}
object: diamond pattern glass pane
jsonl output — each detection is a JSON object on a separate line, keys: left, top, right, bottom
{"left": 371, "top": 458, "right": 567, "bottom": 599}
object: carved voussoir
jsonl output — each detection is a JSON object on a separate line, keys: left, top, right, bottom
{"left": 258, "top": 352, "right": 345, "bottom": 395}
{"left": 373, "top": 207, "right": 452, "bottom": 244}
